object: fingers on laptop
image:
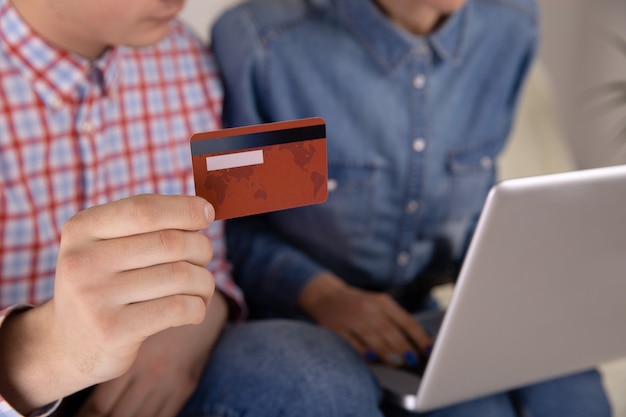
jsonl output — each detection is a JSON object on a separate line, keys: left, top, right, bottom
{"left": 353, "top": 309, "right": 433, "bottom": 368}
{"left": 385, "top": 302, "right": 434, "bottom": 357}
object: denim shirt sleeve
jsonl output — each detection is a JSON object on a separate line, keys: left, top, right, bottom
{"left": 225, "top": 215, "right": 327, "bottom": 317}
{"left": 213, "top": 9, "right": 328, "bottom": 317}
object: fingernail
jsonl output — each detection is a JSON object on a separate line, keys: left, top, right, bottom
{"left": 204, "top": 203, "right": 214, "bottom": 222}
{"left": 364, "top": 350, "right": 379, "bottom": 362}
{"left": 404, "top": 351, "right": 419, "bottom": 367}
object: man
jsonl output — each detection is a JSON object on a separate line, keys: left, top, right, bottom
{"left": 0, "top": 1, "right": 376, "bottom": 415}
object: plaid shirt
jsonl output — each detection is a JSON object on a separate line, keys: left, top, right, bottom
{"left": 0, "top": 1, "right": 244, "bottom": 414}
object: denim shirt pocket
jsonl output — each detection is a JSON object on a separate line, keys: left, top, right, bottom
{"left": 445, "top": 137, "right": 502, "bottom": 221}
{"left": 325, "top": 160, "right": 380, "bottom": 234}
{"left": 270, "top": 160, "right": 381, "bottom": 259}
{"left": 277, "top": 160, "right": 381, "bottom": 255}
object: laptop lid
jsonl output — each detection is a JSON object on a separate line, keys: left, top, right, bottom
{"left": 376, "top": 164, "right": 626, "bottom": 412}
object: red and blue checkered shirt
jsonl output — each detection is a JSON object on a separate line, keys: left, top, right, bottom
{"left": 0, "top": 0, "right": 244, "bottom": 414}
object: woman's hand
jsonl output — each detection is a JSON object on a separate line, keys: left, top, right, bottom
{"left": 299, "top": 272, "right": 432, "bottom": 367}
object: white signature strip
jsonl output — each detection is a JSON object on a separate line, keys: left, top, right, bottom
{"left": 206, "top": 150, "right": 264, "bottom": 171}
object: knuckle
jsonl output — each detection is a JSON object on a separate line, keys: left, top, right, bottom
{"left": 186, "top": 197, "right": 207, "bottom": 226}
{"left": 128, "top": 195, "right": 161, "bottom": 228}
{"left": 168, "top": 263, "right": 213, "bottom": 303}
{"left": 158, "top": 229, "right": 185, "bottom": 254}
{"left": 60, "top": 214, "right": 85, "bottom": 240}
{"left": 169, "top": 261, "right": 192, "bottom": 285}
{"left": 170, "top": 295, "right": 206, "bottom": 325}
{"left": 168, "top": 295, "right": 187, "bottom": 316}
{"left": 88, "top": 315, "right": 119, "bottom": 347}
{"left": 56, "top": 250, "right": 95, "bottom": 280}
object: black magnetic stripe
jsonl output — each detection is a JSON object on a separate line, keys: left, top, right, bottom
{"left": 190, "top": 124, "right": 325, "bottom": 155}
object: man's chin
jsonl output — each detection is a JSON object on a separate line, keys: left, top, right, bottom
{"left": 124, "top": 24, "right": 174, "bottom": 49}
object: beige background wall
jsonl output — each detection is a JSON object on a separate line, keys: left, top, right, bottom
{"left": 180, "top": 0, "right": 241, "bottom": 41}
{"left": 537, "top": 0, "right": 626, "bottom": 169}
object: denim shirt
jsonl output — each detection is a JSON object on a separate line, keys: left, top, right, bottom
{"left": 212, "top": 0, "right": 538, "bottom": 318}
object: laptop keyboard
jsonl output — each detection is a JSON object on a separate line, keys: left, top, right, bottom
{"left": 413, "top": 309, "right": 446, "bottom": 339}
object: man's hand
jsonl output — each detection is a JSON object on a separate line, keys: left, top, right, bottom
{"left": 299, "top": 273, "right": 432, "bottom": 367}
{"left": 0, "top": 195, "right": 216, "bottom": 414}
{"left": 74, "top": 292, "right": 228, "bottom": 417}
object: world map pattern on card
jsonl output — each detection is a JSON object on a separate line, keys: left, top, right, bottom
{"left": 190, "top": 118, "right": 328, "bottom": 219}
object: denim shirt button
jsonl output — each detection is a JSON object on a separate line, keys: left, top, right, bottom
{"left": 396, "top": 251, "right": 410, "bottom": 266}
{"left": 405, "top": 200, "right": 419, "bottom": 213}
{"left": 412, "top": 74, "right": 426, "bottom": 89}
{"left": 327, "top": 178, "right": 338, "bottom": 192}
{"left": 480, "top": 156, "right": 493, "bottom": 169}
{"left": 415, "top": 42, "right": 428, "bottom": 56}
{"left": 412, "top": 138, "right": 426, "bottom": 152}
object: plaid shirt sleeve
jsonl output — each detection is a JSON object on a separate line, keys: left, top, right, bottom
{"left": 0, "top": 307, "right": 60, "bottom": 417}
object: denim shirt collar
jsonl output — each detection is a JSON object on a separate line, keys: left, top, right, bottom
{"left": 337, "top": 0, "right": 468, "bottom": 72}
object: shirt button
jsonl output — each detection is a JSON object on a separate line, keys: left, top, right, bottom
{"left": 327, "top": 178, "right": 338, "bottom": 192}
{"left": 397, "top": 252, "right": 410, "bottom": 266}
{"left": 412, "top": 138, "right": 426, "bottom": 152}
{"left": 415, "top": 42, "right": 428, "bottom": 55}
{"left": 405, "top": 200, "right": 419, "bottom": 213}
{"left": 50, "top": 96, "right": 63, "bottom": 110}
{"left": 413, "top": 74, "right": 426, "bottom": 89}
{"left": 81, "top": 121, "right": 95, "bottom": 134}
{"left": 480, "top": 156, "right": 493, "bottom": 169}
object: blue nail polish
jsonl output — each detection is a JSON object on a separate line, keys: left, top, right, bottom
{"left": 404, "top": 351, "right": 419, "bottom": 367}
{"left": 365, "top": 350, "right": 379, "bottom": 362}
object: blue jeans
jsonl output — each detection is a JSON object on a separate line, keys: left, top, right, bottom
{"left": 178, "top": 320, "right": 611, "bottom": 417}
{"left": 178, "top": 319, "right": 382, "bottom": 417}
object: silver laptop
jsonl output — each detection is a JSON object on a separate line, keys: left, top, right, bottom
{"left": 370, "top": 164, "right": 626, "bottom": 412}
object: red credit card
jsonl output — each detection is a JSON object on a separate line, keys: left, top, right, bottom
{"left": 190, "top": 117, "right": 328, "bottom": 220}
